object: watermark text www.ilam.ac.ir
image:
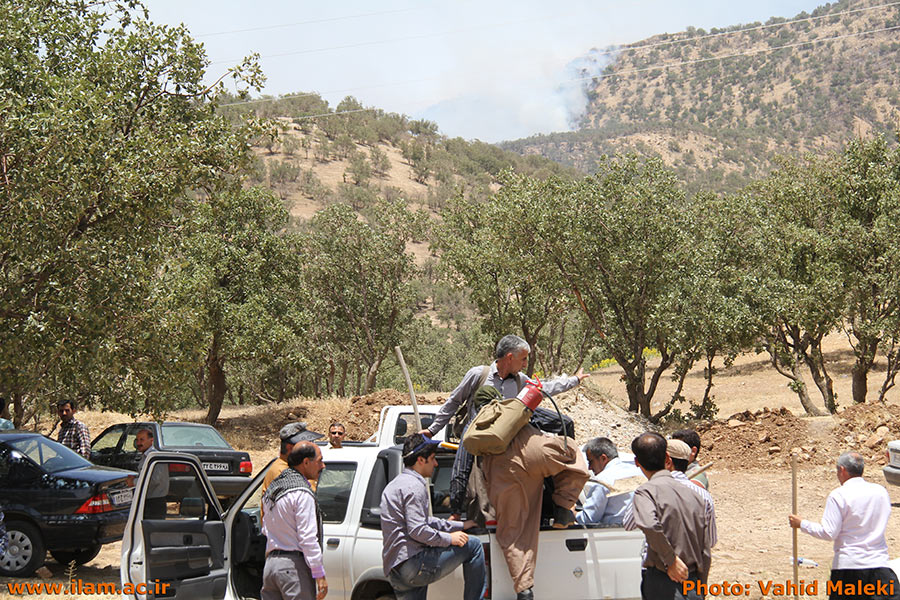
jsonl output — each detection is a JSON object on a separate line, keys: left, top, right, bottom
{"left": 5, "top": 579, "right": 170, "bottom": 596}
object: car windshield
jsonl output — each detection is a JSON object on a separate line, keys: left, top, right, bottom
{"left": 8, "top": 437, "right": 91, "bottom": 473}
{"left": 160, "top": 424, "right": 231, "bottom": 448}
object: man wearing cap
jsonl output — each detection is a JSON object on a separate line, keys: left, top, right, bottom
{"left": 625, "top": 432, "right": 710, "bottom": 600}
{"left": 381, "top": 433, "right": 486, "bottom": 600}
{"left": 665, "top": 439, "right": 717, "bottom": 550}
{"left": 421, "top": 334, "right": 588, "bottom": 521}
{"left": 578, "top": 437, "right": 644, "bottom": 526}
{"left": 789, "top": 451, "right": 900, "bottom": 600}
{"left": 671, "top": 429, "right": 709, "bottom": 490}
{"left": 262, "top": 423, "right": 324, "bottom": 499}
{"left": 262, "top": 442, "right": 328, "bottom": 600}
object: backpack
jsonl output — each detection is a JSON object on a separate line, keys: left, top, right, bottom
{"left": 530, "top": 406, "right": 575, "bottom": 438}
{"left": 449, "top": 365, "right": 491, "bottom": 441}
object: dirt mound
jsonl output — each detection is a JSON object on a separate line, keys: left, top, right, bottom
{"left": 337, "top": 390, "right": 444, "bottom": 440}
{"left": 697, "top": 407, "right": 833, "bottom": 469}
{"left": 831, "top": 402, "right": 899, "bottom": 464}
{"left": 214, "top": 390, "right": 445, "bottom": 450}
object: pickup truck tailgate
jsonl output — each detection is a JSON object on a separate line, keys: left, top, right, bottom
{"left": 489, "top": 527, "right": 644, "bottom": 600}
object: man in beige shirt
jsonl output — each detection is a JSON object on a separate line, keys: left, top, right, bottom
{"left": 627, "top": 432, "right": 710, "bottom": 600}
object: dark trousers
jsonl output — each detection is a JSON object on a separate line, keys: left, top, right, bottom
{"left": 641, "top": 568, "right": 703, "bottom": 600}
{"left": 829, "top": 567, "right": 900, "bottom": 600}
{"left": 449, "top": 431, "right": 474, "bottom": 514}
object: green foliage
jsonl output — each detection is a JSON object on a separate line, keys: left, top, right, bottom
{"left": 302, "top": 200, "right": 428, "bottom": 393}
{"left": 0, "top": 0, "right": 263, "bottom": 422}
{"left": 174, "top": 188, "right": 311, "bottom": 423}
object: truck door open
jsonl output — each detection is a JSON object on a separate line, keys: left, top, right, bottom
{"left": 121, "top": 453, "right": 227, "bottom": 600}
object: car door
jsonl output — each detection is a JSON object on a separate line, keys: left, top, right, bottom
{"left": 90, "top": 425, "right": 127, "bottom": 468}
{"left": 317, "top": 457, "right": 359, "bottom": 599}
{"left": 121, "top": 452, "right": 227, "bottom": 600}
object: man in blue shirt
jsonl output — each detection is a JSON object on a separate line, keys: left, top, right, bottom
{"left": 0, "top": 397, "right": 14, "bottom": 430}
{"left": 578, "top": 437, "right": 644, "bottom": 526}
{"left": 380, "top": 434, "right": 486, "bottom": 600}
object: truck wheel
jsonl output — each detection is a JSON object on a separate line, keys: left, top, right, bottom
{"left": 50, "top": 544, "right": 102, "bottom": 565}
{"left": 0, "top": 520, "right": 45, "bottom": 577}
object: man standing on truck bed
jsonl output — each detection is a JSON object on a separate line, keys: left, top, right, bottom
{"left": 627, "top": 432, "right": 710, "bottom": 600}
{"left": 381, "top": 433, "right": 486, "bottom": 600}
{"left": 261, "top": 441, "right": 328, "bottom": 600}
{"left": 421, "top": 334, "right": 588, "bottom": 520}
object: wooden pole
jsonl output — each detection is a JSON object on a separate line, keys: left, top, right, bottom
{"left": 394, "top": 346, "right": 421, "bottom": 431}
{"left": 792, "top": 452, "right": 799, "bottom": 600}
{"left": 685, "top": 462, "right": 713, "bottom": 480}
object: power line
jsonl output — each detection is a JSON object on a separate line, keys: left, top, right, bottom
{"left": 208, "top": 1, "right": 900, "bottom": 67}
{"left": 584, "top": 23, "right": 900, "bottom": 83}
{"left": 194, "top": 6, "right": 424, "bottom": 38}
{"left": 593, "top": 1, "right": 900, "bottom": 60}
{"left": 208, "top": 11, "right": 573, "bottom": 66}
{"left": 215, "top": 20, "right": 900, "bottom": 115}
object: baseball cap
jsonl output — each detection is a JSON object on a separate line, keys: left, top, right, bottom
{"left": 279, "top": 422, "right": 324, "bottom": 444}
{"left": 666, "top": 438, "right": 692, "bottom": 461}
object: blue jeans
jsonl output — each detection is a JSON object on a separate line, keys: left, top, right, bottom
{"left": 389, "top": 537, "right": 486, "bottom": 600}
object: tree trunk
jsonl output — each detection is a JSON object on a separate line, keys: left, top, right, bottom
{"left": 12, "top": 392, "right": 25, "bottom": 429}
{"left": 326, "top": 359, "right": 335, "bottom": 395}
{"left": 851, "top": 362, "right": 871, "bottom": 404}
{"left": 804, "top": 336, "right": 837, "bottom": 413}
{"left": 363, "top": 356, "right": 383, "bottom": 394}
{"left": 339, "top": 362, "right": 348, "bottom": 396}
{"left": 621, "top": 361, "right": 648, "bottom": 416}
{"left": 205, "top": 335, "right": 227, "bottom": 425}
{"left": 790, "top": 360, "right": 826, "bottom": 416}
{"left": 851, "top": 337, "right": 878, "bottom": 404}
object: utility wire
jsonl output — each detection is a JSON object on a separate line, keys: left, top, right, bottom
{"left": 209, "top": 1, "right": 900, "bottom": 66}
{"left": 586, "top": 23, "right": 900, "bottom": 83}
{"left": 194, "top": 6, "right": 425, "bottom": 38}
{"left": 596, "top": 1, "right": 900, "bottom": 60}
{"left": 216, "top": 21, "right": 900, "bottom": 114}
{"left": 208, "top": 11, "right": 573, "bottom": 66}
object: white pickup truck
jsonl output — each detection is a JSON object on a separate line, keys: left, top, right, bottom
{"left": 120, "top": 405, "right": 643, "bottom": 600}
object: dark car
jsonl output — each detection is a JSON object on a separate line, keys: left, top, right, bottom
{"left": 0, "top": 431, "right": 134, "bottom": 577}
{"left": 90, "top": 422, "right": 252, "bottom": 501}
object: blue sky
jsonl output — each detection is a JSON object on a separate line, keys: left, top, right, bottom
{"left": 144, "top": 0, "right": 826, "bottom": 142}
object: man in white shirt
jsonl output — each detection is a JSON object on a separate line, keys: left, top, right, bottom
{"left": 262, "top": 442, "right": 328, "bottom": 600}
{"left": 577, "top": 437, "right": 644, "bottom": 526}
{"left": 789, "top": 451, "right": 900, "bottom": 600}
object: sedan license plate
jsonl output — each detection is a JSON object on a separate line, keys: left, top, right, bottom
{"left": 110, "top": 488, "right": 134, "bottom": 506}
{"left": 203, "top": 462, "right": 230, "bottom": 472}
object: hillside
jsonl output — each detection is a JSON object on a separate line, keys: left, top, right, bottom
{"left": 218, "top": 95, "right": 580, "bottom": 227}
{"left": 501, "top": 0, "right": 900, "bottom": 193}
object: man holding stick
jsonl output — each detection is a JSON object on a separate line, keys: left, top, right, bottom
{"left": 789, "top": 451, "right": 900, "bottom": 600}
